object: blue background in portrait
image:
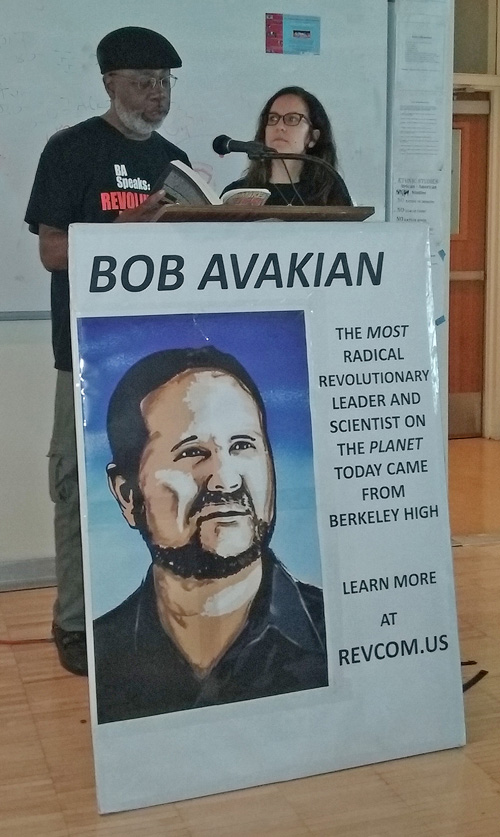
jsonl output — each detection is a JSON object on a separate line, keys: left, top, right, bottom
{"left": 77, "top": 310, "right": 322, "bottom": 616}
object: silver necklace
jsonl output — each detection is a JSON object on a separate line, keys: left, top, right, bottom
{"left": 272, "top": 182, "right": 306, "bottom": 206}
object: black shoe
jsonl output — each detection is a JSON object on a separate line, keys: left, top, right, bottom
{"left": 51, "top": 623, "right": 88, "bottom": 676}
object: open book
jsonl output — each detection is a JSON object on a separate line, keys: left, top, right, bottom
{"left": 153, "top": 159, "right": 270, "bottom": 207}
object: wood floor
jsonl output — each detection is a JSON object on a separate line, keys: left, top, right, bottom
{"left": 1, "top": 438, "right": 500, "bottom": 836}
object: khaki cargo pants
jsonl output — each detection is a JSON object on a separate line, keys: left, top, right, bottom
{"left": 48, "top": 370, "right": 84, "bottom": 632}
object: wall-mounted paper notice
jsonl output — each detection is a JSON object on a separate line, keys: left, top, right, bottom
{"left": 266, "top": 13, "right": 320, "bottom": 54}
{"left": 397, "top": 11, "right": 446, "bottom": 92}
{"left": 394, "top": 92, "right": 445, "bottom": 171}
{"left": 392, "top": 173, "right": 444, "bottom": 261}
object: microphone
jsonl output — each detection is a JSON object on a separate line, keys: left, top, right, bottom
{"left": 212, "top": 135, "right": 272, "bottom": 157}
{"left": 212, "top": 137, "right": 349, "bottom": 200}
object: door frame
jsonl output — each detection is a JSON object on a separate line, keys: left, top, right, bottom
{"left": 454, "top": 73, "right": 500, "bottom": 438}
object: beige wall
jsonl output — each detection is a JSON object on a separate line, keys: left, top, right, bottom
{"left": 454, "top": 0, "right": 491, "bottom": 73}
{"left": 0, "top": 321, "right": 55, "bottom": 569}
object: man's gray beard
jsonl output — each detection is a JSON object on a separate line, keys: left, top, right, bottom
{"left": 114, "top": 99, "right": 165, "bottom": 136}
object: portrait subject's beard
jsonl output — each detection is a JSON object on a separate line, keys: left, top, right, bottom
{"left": 149, "top": 536, "right": 266, "bottom": 580}
{"left": 133, "top": 486, "right": 272, "bottom": 581}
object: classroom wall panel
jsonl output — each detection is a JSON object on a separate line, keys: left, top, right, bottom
{"left": 0, "top": 0, "right": 388, "bottom": 313}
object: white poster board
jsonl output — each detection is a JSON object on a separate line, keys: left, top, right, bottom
{"left": 70, "top": 220, "right": 464, "bottom": 813}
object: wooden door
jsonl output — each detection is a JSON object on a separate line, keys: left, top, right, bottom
{"left": 449, "top": 108, "right": 488, "bottom": 437}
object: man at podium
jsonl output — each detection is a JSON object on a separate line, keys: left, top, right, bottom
{"left": 25, "top": 26, "right": 190, "bottom": 677}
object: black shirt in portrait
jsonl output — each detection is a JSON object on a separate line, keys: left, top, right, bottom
{"left": 93, "top": 551, "right": 328, "bottom": 724}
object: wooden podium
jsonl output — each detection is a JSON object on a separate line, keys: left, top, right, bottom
{"left": 157, "top": 204, "right": 375, "bottom": 222}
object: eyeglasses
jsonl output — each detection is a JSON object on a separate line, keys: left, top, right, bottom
{"left": 110, "top": 73, "right": 177, "bottom": 91}
{"left": 267, "top": 112, "right": 311, "bottom": 127}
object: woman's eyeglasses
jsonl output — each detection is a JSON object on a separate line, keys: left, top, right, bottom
{"left": 266, "top": 112, "right": 311, "bottom": 127}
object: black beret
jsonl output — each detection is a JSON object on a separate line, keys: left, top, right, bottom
{"left": 97, "top": 26, "right": 182, "bottom": 73}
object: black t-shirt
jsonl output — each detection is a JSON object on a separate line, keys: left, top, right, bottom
{"left": 94, "top": 552, "right": 328, "bottom": 723}
{"left": 221, "top": 173, "right": 352, "bottom": 207}
{"left": 25, "top": 117, "right": 190, "bottom": 371}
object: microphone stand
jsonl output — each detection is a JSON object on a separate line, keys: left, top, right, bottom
{"left": 247, "top": 150, "right": 339, "bottom": 179}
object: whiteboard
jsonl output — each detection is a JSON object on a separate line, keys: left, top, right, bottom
{"left": 0, "top": 0, "right": 388, "bottom": 313}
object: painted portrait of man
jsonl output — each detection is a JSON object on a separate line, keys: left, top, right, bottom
{"left": 92, "top": 343, "right": 328, "bottom": 723}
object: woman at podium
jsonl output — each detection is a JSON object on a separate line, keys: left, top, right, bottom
{"left": 221, "top": 86, "right": 352, "bottom": 207}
